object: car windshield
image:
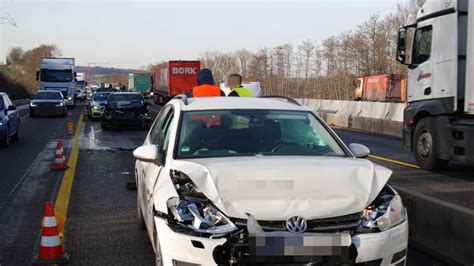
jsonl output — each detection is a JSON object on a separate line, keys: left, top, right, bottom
{"left": 93, "top": 92, "right": 111, "bottom": 101}
{"left": 34, "top": 92, "right": 62, "bottom": 100}
{"left": 40, "top": 69, "right": 73, "bottom": 82}
{"left": 108, "top": 94, "right": 143, "bottom": 102}
{"left": 176, "top": 110, "right": 347, "bottom": 159}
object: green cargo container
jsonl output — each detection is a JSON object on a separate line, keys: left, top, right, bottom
{"left": 128, "top": 73, "right": 150, "bottom": 94}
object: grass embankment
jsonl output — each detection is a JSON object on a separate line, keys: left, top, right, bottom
{"left": 0, "top": 65, "right": 31, "bottom": 100}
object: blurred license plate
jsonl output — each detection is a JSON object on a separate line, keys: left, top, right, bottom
{"left": 250, "top": 233, "right": 351, "bottom": 257}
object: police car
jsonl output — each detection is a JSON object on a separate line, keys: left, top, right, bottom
{"left": 133, "top": 95, "right": 408, "bottom": 265}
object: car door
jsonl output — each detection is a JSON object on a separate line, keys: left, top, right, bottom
{"left": 137, "top": 106, "right": 174, "bottom": 238}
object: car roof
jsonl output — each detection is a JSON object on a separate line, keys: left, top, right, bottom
{"left": 110, "top": 92, "right": 141, "bottom": 95}
{"left": 175, "top": 97, "right": 307, "bottom": 112}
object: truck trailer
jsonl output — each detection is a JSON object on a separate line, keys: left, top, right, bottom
{"left": 128, "top": 73, "right": 150, "bottom": 95}
{"left": 354, "top": 75, "right": 406, "bottom": 102}
{"left": 151, "top": 61, "right": 201, "bottom": 105}
{"left": 396, "top": 0, "right": 474, "bottom": 170}
{"left": 36, "top": 58, "right": 76, "bottom": 108}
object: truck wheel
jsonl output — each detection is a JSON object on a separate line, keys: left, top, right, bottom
{"left": 414, "top": 117, "right": 449, "bottom": 170}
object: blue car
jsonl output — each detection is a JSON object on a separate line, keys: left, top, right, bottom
{"left": 0, "top": 92, "right": 20, "bottom": 147}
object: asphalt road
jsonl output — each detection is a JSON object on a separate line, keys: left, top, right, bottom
{"left": 0, "top": 102, "right": 465, "bottom": 265}
{"left": 335, "top": 129, "right": 474, "bottom": 210}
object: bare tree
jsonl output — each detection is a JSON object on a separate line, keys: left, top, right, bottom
{"left": 0, "top": 8, "right": 17, "bottom": 27}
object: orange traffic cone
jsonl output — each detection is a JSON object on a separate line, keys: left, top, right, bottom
{"left": 32, "top": 202, "right": 68, "bottom": 265}
{"left": 52, "top": 141, "right": 67, "bottom": 170}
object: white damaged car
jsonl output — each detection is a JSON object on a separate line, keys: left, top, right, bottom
{"left": 134, "top": 96, "right": 408, "bottom": 265}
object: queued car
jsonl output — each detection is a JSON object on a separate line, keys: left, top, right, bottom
{"left": 0, "top": 92, "right": 20, "bottom": 147}
{"left": 101, "top": 92, "right": 151, "bottom": 130}
{"left": 74, "top": 88, "right": 85, "bottom": 102}
{"left": 133, "top": 96, "right": 408, "bottom": 265}
{"left": 29, "top": 90, "right": 67, "bottom": 117}
{"left": 86, "top": 91, "right": 112, "bottom": 120}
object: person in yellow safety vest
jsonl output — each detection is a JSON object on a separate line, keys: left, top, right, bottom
{"left": 227, "top": 74, "right": 254, "bottom": 97}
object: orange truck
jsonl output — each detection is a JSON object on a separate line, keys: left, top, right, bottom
{"left": 354, "top": 74, "right": 406, "bottom": 102}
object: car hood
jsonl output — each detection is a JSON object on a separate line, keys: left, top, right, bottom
{"left": 170, "top": 156, "right": 392, "bottom": 220}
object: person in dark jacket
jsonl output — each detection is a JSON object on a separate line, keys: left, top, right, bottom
{"left": 187, "top": 69, "right": 225, "bottom": 97}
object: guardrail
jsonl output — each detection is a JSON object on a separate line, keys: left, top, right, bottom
{"left": 13, "top": 98, "right": 30, "bottom": 106}
{"left": 297, "top": 99, "right": 404, "bottom": 137}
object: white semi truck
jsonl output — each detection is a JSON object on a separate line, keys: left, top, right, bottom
{"left": 36, "top": 58, "right": 77, "bottom": 108}
{"left": 396, "top": 0, "right": 474, "bottom": 170}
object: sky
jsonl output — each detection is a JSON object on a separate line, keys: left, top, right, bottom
{"left": 0, "top": 0, "right": 398, "bottom": 69}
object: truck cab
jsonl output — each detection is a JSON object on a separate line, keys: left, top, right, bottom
{"left": 396, "top": 0, "right": 474, "bottom": 170}
{"left": 36, "top": 58, "right": 76, "bottom": 109}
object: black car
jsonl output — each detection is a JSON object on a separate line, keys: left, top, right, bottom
{"left": 29, "top": 91, "right": 67, "bottom": 117}
{"left": 101, "top": 92, "right": 151, "bottom": 130}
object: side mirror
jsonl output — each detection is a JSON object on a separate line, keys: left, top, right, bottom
{"left": 396, "top": 28, "right": 408, "bottom": 65}
{"left": 349, "top": 143, "right": 370, "bottom": 158}
{"left": 133, "top": 145, "right": 159, "bottom": 163}
{"left": 7, "top": 105, "right": 17, "bottom": 111}
{"left": 74, "top": 72, "right": 77, "bottom": 78}
{"left": 36, "top": 71, "right": 40, "bottom": 81}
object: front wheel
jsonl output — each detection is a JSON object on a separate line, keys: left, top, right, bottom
{"left": 413, "top": 117, "right": 449, "bottom": 170}
{"left": 101, "top": 123, "right": 109, "bottom": 131}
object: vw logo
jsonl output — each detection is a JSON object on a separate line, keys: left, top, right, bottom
{"left": 285, "top": 216, "right": 307, "bottom": 233}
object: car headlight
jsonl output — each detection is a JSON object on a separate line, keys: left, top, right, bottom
{"left": 167, "top": 197, "right": 237, "bottom": 236}
{"left": 360, "top": 188, "right": 406, "bottom": 232}
{"left": 67, "top": 97, "right": 72, "bottom": 100}
{"left": 30, "top": 103, "right": 38, "bottom": 107}
{"left": 92, "top": 105, "right": 100, "bottom": 110}
{"left": 55, "top": 102, "right": 64, "bottom": 107}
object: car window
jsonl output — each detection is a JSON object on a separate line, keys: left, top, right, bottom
{"left": 412, "top": 25, "right": 432, "bottom": 65}
{"left": 34, "top": 92, "right": 62, "bottom": 100}
{"left": 93, "top": 93, "right": 111, "bottom": 101}
{"left": 176, "top": 109, "right": 347, "bottom": 159}
{"left": 149, "top": 106, "right": 171, "bottom": 144}
{"left": 108, "top": 94, "right": 143, "bottom": 102}
{"left": 0, "top": 97, "right": 4, "bottom": 110}
{"left": 157, "top": 112, "right": 175, "bottom": 163}
{"left": 4, "top": 95, "right": 12, "bottom": 107}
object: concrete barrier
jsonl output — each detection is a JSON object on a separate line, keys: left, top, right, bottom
{"left": 394, "top": 186, "right": 474, "bottom": 265}
{"left": 297, "top": 99, "right": 404, "bottom": 137}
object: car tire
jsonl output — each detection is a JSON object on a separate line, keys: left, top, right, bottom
{"left": 1, "top": 127, "right": 10, "bottom": 147}
{"left": 12, "top": 124, "right": 20, "bottom": 141}
{"left": 137, "top": 194, "right": 146, "bottom": 231}
{"left": 414, "top": 117, "right": 449, "bottom": 170}
{"left": 153, "top": 219, "right": 163, "bottom": 266}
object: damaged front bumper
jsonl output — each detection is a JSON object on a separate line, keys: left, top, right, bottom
{"left": 154, "top": 213, "right": 408, "bottom": 266}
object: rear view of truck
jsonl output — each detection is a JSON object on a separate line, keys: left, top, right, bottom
{"left": 151, "top": 61, "right": 200, "bottom": 105}
{"left": 128, "top": 73, "right": 150, "bottom": 95}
